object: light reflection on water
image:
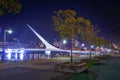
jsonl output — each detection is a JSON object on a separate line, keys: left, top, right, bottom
{"left": 3, "top": 52, "right": 52, "bottom": 61}
{"left": 5, "top": 53, "right": 43, "bottom": 61}
{"left": 2, "top": 50, "right": 70, "bottom": 61}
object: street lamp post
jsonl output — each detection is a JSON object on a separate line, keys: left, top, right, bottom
{"left": 2, "top": 29, "right": 12, "bottom": 63}
{"left": 3, "top": 29, "right": 12, "bottom": 52}
{"left": 81, "top": 43, "right": 85, "bottom": 51}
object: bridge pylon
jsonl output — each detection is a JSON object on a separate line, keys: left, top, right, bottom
{"left": 27, "top": 24, "right": 60, "bottom": 51}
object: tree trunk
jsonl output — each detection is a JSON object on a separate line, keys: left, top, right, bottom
{"left": 99, "top": 46, "right": 101, "bottom": 57}
{"left": 70, "top": 36, "right": 73, "bottom": 63}
{"left": 90, "top": 43, "right": 92, "bottom": 61}
{"left": 70, "top": 48, "right": 73, "bottom": 63}
{"left": 90, "top": 49, "right": 92, "bottom": 61}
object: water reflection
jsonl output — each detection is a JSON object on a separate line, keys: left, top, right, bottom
{"left": 4, "top": 53, "right": 45, "bottom": 61}
{"left": 2, "top": 50, "right": 70, "bottom": 61}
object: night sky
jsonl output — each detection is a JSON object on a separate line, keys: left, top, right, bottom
{"left": 0, "top": 0, "right": 120, "bottom": 44}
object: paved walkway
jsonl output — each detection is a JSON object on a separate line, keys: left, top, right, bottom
{"left": 0, "top": 59, "right": 65, "bottom": 80}
{"left": 0, "top": 57, "right": 85, "bottom": 80}
{"left": 0, "top": 60, "right": 54, "bottom": 70}
{"left": 89, "top": 56, "right": 120, "bottom": 80}
{"left": 1, "top": 56, "right": 120, "bottom": 80}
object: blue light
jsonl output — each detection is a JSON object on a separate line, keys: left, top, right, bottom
{"left": 5, "top": 49, "right": 12, "bottom": 60}
{"left": 7, "top": 52, "right": 11, "bottom": 60}
{"left": 20, "top": 53, "right": 24, "bottom": 60}
{"left": 15, "top": 53, "right": 17, "bottom": 60}
{"left": 20, "top": 50, "right": 24, "bottom": 53}
{"left": 14, "top": 50, "right": 18, "bottom": 53}
{"left": 45, "top": 50, "right": 51, "bottom": 58}
{"left": 45, "top": 50, "right": 51, "bottom": 55}
{"left": 100, "top": 47, "right": 103, "bottom": 50}
{"left": 0, "top": 49, "right": 3, "bottom": 52}
{"left": 19, "top": 50, "right": 24, "bottom": 60}
{"left": 5, "top": 49, "right": 12, "bottom": 53}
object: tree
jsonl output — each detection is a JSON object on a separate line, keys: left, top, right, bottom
{"left": 0, "top": 0, "right": 22, "bottom": 15}
{"left": 94, "top": 36, "right": 101, "bottom": 46}
{"left": 52, "top": 9, "right": 90, "bottom": 63}
{"left": 94, "top": 37, "right": 105, "bottom": 55}
{"left": 94, "top": 36, "right": 110, "bottom": 56}
{"left": 78, "top": 18, "right": 92, "bottom": 41}
{"left": 103, "top": 39, "right": 110, "bottom": 48}
{"left": 83, "top": 25, "right": 100, "bottom": 60}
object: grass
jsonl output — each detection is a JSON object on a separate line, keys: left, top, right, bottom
{"left": 68, "top": 73, "right": 89, "bottom": 80}
{"left": 87, "top": 61, "right": 95, "bottom": 68}
{"left": 67, "top": 61, "right": 98, "bottom": 80}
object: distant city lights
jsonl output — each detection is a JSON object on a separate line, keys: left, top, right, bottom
{"left": 91, "top": 45, "right": 94, "bottom": 48}
{"left": 81, "top": 43, "right": 85, "bottom": 47}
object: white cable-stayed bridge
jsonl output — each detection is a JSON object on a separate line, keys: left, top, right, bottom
{"left": 1, "top": 24, "right": 110, "bottom": 61}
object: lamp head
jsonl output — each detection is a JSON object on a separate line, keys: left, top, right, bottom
{"left": 7, "top": 30, "right": 12, "bottom": 34}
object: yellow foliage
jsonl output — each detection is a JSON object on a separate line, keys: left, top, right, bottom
{"left": 0, "top": 0, "right": 21, "bottom": 15}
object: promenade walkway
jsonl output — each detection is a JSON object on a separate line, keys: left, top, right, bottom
{"left": 1, "top": 56, "right": 120, "bottom": 80}
{"left": 0, "top": 59, "right": 64, "bottom": 80}
{"left": 0, "top": 57, "right": 81, "bottom": 80}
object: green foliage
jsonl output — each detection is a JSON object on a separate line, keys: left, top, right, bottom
{"left": 84, "top": 25, "right": 100, "bottom": 44}
{"left": 68, "top": 73, "right": 89, "bottom": 80}
{"left": 87, "top": 61, "right": 95, "bottom": 68}
{"left": 52, "top": 9, "right": 101, "bottom": 62}
{"left": 94, "top": 37, "right": 110, "bottom": 47}
{"left": 0, "top": 0, "right": 22, "bottom": 15}
{"left": 94, "top": 36, "right": 103, "bottom": 46}
{"left": 52, "top": 9, "right": 93, "bottom": 41}
{"left": 53, "top": 9, "right": 77, "bottom": 39}
{"left": 0, "top": 9, "right": 3, "bottom": 15}
{"left": 82, "top": 25, "right": 100, "bottom": 61}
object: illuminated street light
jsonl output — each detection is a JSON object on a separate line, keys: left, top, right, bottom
{"left": 97, "top": 46, "right": 99, "bottom": 48}
{"left": 91, "top": 45, "right": 94, "bottom": 48}
{"left": 7, "top": 30, "right": 12, "bottom": 34}
{"left": 100, "top": 47, "right": 103, "bottom": 50}
{"left": 63, "top": 40, "right": 67, "bottom": 44}
{"left": 62, "top": 40, "right": 67, "bottom": 49}
{"left": 81, "top": 43, "right": 85, "bottom": 47}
